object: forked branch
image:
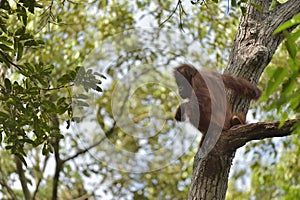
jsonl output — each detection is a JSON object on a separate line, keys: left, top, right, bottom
{"left": 217, "top": 119, "right": 300, "bottom": 153}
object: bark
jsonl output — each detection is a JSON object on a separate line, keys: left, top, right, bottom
{"left": 15, "top": 157, "right": 31, "bottom": 200}
{"left": 188, "top": 0, "right": 300, "bottom": 199}
{"left": 50, "top": 114, "right": 61, "bottom": 200}
{"left": 52, "top": 137, "right": 62, "bottom": 200}
{"left": 219, "top": 119, "right": 300, "bottom": 153}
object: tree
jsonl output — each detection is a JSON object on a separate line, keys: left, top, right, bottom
{"left": 188, "top": 0, "right": 300, "bottom": 199}
{"left": 0, "top": 0, "right": 299, "bottom": 199}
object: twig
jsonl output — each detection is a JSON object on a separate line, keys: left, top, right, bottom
{"left": 38, "top": 0, "right": 55, "bottom": 32}
{"left": 62, "top": 121, "right": 116, "bottom": 163}
{"left": 191, "top": 0, "right": 207, "bottom": 7}
{"left": 0, "top": 165, "right": 18, "bottom": 200}
{"left": 32, "top": 155, "right": 49, "bottom": 200}
{"left": 15, "top": 156, "right": 31, "bottom": 200}
{"left": 179, "top": 1, "right": 187, "bottom": 30}
{"left": 42, "top": 83, "right": 74, "bottom": 91}
{"left": 160, "top": 0, "right": 187, "bottom": 30}
{"left": 0, "top": 51, "right": 22, "bottom": 71}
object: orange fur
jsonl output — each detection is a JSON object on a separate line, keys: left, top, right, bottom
{"left": 174, "top": 64, "right": 260, "bottom": 137}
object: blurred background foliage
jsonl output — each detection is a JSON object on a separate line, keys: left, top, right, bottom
{"left": 0, "top": 0, "right": 299, "bottom": 199}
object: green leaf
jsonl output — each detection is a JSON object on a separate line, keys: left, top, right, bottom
{"left": 42, "top": 143, "right": 49, "bottom": 155}
{"left": 42, "top": 65, "right": 54, "bottom": 74}
{"left": 94, "top": 72, "right": 107, "bottom": 79}
{"left": 293, "top": 121, "right": 300, "bottom": 135}
{"left": 274, "top": 90, "right": 300, "bottom": 108}
{"left": 4, "top": 78, "right": 11, "bottom": 90}
{"left": 17, "top": 42, "right": 24, "bottom": 60}
{"left": 251, "top": 2, "right": 262, "bottom": 12}
{"left": 66, "top": 120, "right": 70, "bottom": 129}
{"left": 27, "top": 87, "right": 39, "bottom": 94}
{"left": 57, "top": 105, "right": 69, "bottom": 114}
{"left": 73, "top": 94, "right": 89, "bottom": 99}
{"left": 231, "top": 0, "right": 237, "bottom": 7}
{"left": 95, "top": 85, "right": 103, "bottom": 92}
{"left": 42, "top": 100, "right": 57, "bottom": 112}
{"left": 58, "top": 74, "right": 74, "bottom": 85}
{"left": 0, "top": 10, "right": 9, "bottom": 19}
{"left": 24, "top": 39, "right": 39, "bottom": 47}
{"left": 264, "top": 67, "right": 288, "bottom": 99}
{"left": 269, "top": 0, "right": 277, "bottom": 11}
{"left": 57, "top": 97, "right": 66, "bottom": 105}
{"left": 27, "top": 0, "right": 35, "bottom": 14}
{"left": 0, "top": 44, "right": 14, "bottom": 52}
{"left": 15, "top": 26, "right": 26, "bottom": 36}
{"left": 0, "top": 0, "right": 11, "bottom": 10}
{"left": 35, "top": 75, "right": 48, "bottom": 87}
{"left": 0, "top": 51, "right": 13, "bottom": 67}
{"left": 0, "top": 18, "right": 7, "bottom": 33}
{"left": 36, "top": 40, "right": 45, "bottom": 45}
{"left": 282, "top": 75, "right": 297, "bottom": 96}
{"left": 20, "top": 33, "right": 33, "bottom": 40}
{"left": 82, "top": 169, "right": 90, "bottom": 177}
{"left": 57, "top": 15, "right": 62, "bottom": 23}
{"left": 0, "top": 111, "right": 9, "bottom": 119}
{"left": 284, "top": 31, "right": 297, "bottom": 60}
{"left": 240, "top": 6, "right": 247, "bottom": 16}
{"left": 289, "top": 29, "right": 300, "bottom": 43}
{"left": 20, "top": 138, "right": 34, "bottom": 144}
{"left": 17, "top": 4, "right": 28, "bottom": 26}
{"left": 0, "top": 36, "right": 13, "bottom": 46}
{"left": 5, "top": 145, "right": 13, "bottom": 150}
{"left": 24, "top": 62, "right": 35, "bottom": 73}
{"left": 74, "top": 100, "right": 89, "bottom": 107}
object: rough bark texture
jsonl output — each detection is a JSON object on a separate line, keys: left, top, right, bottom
{"left": 188, "top": 0, "right": 300, "bottom": 199}
{"left": 219, "top": 119, "right": 300, "bottom": 152}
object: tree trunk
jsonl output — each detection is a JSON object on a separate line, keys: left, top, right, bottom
{"left": 188, "top": 0, "right": 300, "bottom": 199}
{"left": 189, "top": 151, "right": 235, "bottom": 200}
{"left": 15, "top": 157, "right": 31, "bottom": 200}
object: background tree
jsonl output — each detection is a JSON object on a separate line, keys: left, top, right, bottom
{"left": 0, "top": 0, "right": 299, "bottom": 199}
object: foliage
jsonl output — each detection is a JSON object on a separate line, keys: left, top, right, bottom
{"left": 260, "top": 16, "right": 300, "bottom": 125}
{"left": 0, "top": 1, "right": 104, "bottom": 163}
{"left": 0, "top": 0, "right": 299, "bottom": 199}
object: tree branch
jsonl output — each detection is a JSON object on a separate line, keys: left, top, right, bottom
{"left": 0, "top": 51, "right": 22, "bottom": 71}
{"left": 15, "top": 157, "right": 31, "bottom": 200}
{"left": 217, "top": 119, "right": 300, "bottom": 153}
{"left": 62, "top": 121, "right": 116, "bottom": 164}
{"left": 225, "top": 0, "right": 300, "bottom": 113}
{"left": 270, "top": 0, "right": 300, "bottom": 28}
{"left": 50, "top": 114, "right": 61, "bottom": 200}
{"left": 0, "top": 179, "right": 18, "bottom": 200}
{"left": 262, "top": 0, "right": 300, "bottom": 42}
{"left": 0, "top": 164, "right": 18, "bottom": 200}
{"left": 159, "top": 0, "right": 186, "bottom": 30}
{"left": 32, "top": 155, "right": 49, "bottom": 200}
{"left": 62, "top": 81, "right": 130, "bottom": 163}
